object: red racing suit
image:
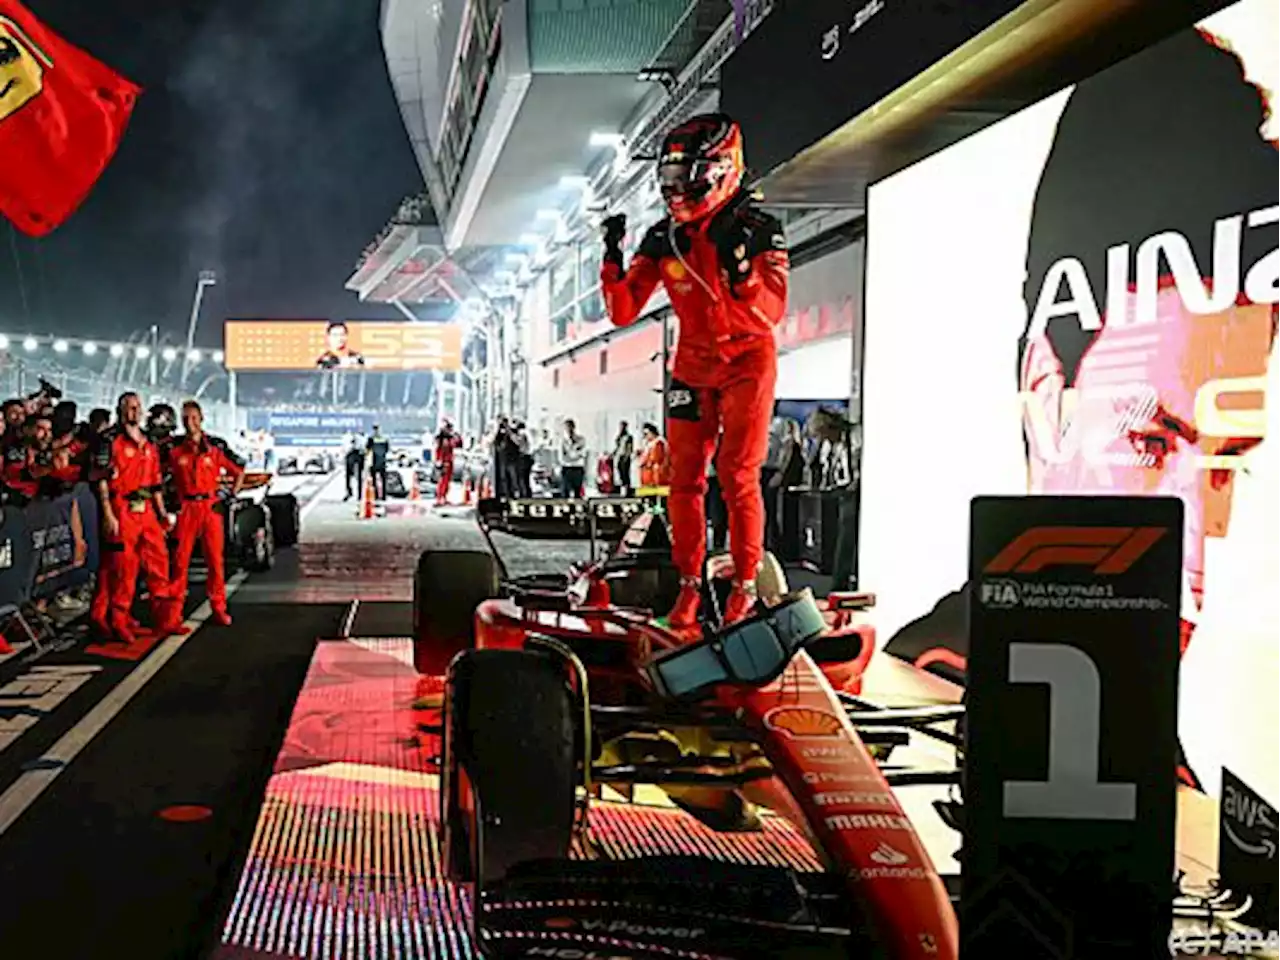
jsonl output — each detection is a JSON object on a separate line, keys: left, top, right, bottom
{"left": 167, "top": 433, "right": 245, "bottom": 616}
{"left": 434, "top": 428, "right": 461, "bottom": 504}
{"left": 91, "top": 427, "right": 177, "bottom": 636}
{"left": 601, "top": 196, "right": 789, "bottom": 581}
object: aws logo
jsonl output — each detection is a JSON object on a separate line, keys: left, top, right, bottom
{"left": 0, "top": 16, "right": 51, "bottom": 123}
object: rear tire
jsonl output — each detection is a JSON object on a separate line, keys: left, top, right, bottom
{"left": 413, "top": 549, "right": 500, "bottom": 675}
{"left": 265, "top": 493, "right": 300, "bottom": 548}
{"left": 440, "top": 649, "right": 577, "bottom": 886}
{"left": 232, "top": 503, "right": 274, "bottom": 572}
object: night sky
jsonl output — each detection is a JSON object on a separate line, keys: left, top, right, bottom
{"left": 1, "top": 0, "right": 425, "bottom": 347}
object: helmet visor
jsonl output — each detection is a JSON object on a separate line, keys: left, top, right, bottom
{"left": 658, "top": 160, "right": 712, "bottom": 200}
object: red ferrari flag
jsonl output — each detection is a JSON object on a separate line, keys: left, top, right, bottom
{"left": 0, "top": 0, "right": 140, "bottom": 236}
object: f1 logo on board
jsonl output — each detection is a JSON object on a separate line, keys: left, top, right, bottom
{"left": 984, "top": 526, "right": 1166, "bottom": 575}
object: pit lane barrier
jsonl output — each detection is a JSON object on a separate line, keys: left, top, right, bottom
{"left": 0, "top": 484, "right": 100, "bottom": 655}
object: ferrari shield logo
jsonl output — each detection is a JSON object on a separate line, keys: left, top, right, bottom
{"left": 0, "top": 17, "right": 52, "bottom": 122}
{"left": 664, "top": 259, "right": 688, "bottom": 280}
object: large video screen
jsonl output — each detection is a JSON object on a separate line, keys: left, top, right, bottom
{"left": 224, "top": 319, "right": 463, "bottom": 372}
{"left": 861, "top": 0, "right": 1277, "bottom": 801}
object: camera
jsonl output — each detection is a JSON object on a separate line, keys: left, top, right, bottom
{"left": 21, "top": 377, "right": 63, "bottom": 416}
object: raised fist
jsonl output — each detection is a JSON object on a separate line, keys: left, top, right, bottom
{"left": 601, "top": 213, "right": 627, "bottom": 268}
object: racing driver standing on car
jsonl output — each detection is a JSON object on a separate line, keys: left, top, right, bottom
{"left": 167, "top": 400, "right": 245, "bottom": 626}
{"left": 601, "top": 113, "right": 788, "bottom": 630}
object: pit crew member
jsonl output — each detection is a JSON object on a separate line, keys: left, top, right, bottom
{"left": 434, "top": 419, "right": 461, "bottom": 505}
{"left": 167, "top": 400, "right": 245, "bottom": 626}
{"left": 600, "top": 113, "right": 789, "bottom": 628}
{"left": 91, "top": 393, "right": 185, "bottom": 644}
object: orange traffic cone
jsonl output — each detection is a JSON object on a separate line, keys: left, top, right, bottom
{"left": 409, "top": 472, "right": 421, "bottom": 501}
{"left": 0, "top": 631, "right": 12, "bottom": 655}
{"left": 362, "top": 478, "right": 375, "bottom": 519}
{"left": 463, "top": 477, "right": 473, "bottom": 504}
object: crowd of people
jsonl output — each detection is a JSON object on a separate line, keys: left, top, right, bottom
{"left": 1, "top": 380, "right": 247, "bottom": 644}
{"left": 470, "top": 415, "right": 676, "bottom": 500}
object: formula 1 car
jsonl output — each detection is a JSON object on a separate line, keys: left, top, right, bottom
{"left": 414, "top": 498, "right": 963, "bottom": 960}
{"left": 277, "top": 451, "right": 335, "bottom": 476}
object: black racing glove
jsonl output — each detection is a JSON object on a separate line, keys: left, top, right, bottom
{"left": 708, "top": 206, "right": 754, "bottom": 290}
{"left": 601, "top": 213, "right": 627, "bottom": 270}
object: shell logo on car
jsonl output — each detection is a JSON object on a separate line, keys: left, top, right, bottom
{"left": 764, "top": 706, "right": 843, "bottom": 739}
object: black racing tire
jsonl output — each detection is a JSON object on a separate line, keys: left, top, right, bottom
{"left": 412, "top": 549, "right": 499, "bottom": 675}
{"left": 234, "top": 502, "right": 274, "bottom": 572}
{"left": 384, "top": 470, "right": 407, "bottom": 498}
{"left": 265, "top": 493, "right": 300, "bottom": 548}
{"left": 440, "top": 649, "right": 577, "bottom": 886}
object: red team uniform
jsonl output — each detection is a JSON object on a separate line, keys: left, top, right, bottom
{"left": 92, "top": 427, "right": 183, "bottom": 642}
{"left": 601, "top": 114, "right": 789, "bottom": 628}
{"left": 167, "top": 433, "right": 245, "bottom": 624}
{"left": 434, "top": 422, "right": 461, "bottom": 505}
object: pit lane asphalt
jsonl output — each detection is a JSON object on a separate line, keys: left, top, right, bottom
{"left": 235, "top": 478, "right": 598, "bottom": 607}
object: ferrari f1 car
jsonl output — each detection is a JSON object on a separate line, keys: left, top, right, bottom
{"left": 413, "top": 497, "right": 964, "bottom": 960}
{"left": 276, "top": 451, "right": 335, "bottom": 475}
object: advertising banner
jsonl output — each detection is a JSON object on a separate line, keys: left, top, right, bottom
{"left": 721, "top": 0, "right": 1023, "bottom": 175}
{"left": 1218, "top": 768, "right": 1279, "bottom": 931}
{"left": 0, "top": 505, "right": 31, "bottom": 608}
{"left": 26, "top": 484, "right": 99, "bottom": 599}
{"left": 860, "top": 0, "right": 1278, "bottom": 803}
{"left": 247, "top": 410, "right": 375, "bottom": 441}
{"left": 964, "top": 495, "right": 1181, "bottom": 958}
{"left": 224, "top": 319, "right": 462, "bottom": 372}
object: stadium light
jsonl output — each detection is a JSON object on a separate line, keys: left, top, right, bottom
{"left": 589, "top": 131, "right": 625, "bottom": 149}
{"left": 53, "top": 339, "right": 69, "bottom": 353}
{"left": 162, "top": 346, "right": 178, "bottom": 362}
{"left": 110, "top": 343, "right": 125, "bottom": 358}
{"left": 212, "top": 349, "right": 225, "bottom": 363}
{"left": 187, "top": 349, "right": 201, "bottom": 362}
{"left": 0, "top": 334, "right": 9, "bottom": 350}
{"left": 135, "top": 345, "right": 151, "bottom": 359}
{"left": 23, "top": 337, "right": 37, "bottom": 352}
{"left": 82, "top": 341, "right": 98, "bottom": 356}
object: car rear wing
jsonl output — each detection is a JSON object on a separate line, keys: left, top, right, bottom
{"left": 477, "top": 496, "right": 652, "bottom": 542}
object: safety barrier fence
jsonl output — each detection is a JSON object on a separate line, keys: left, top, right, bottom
{"left": 0, "top": 484, "right": 100, "bottom": 649}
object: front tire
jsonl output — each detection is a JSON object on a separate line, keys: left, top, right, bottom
{"left": 440, "top": 649, "right": 577, "bottom": 886}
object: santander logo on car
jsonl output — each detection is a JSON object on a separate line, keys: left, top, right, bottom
{"left": 849, "top": 841, "right": 932, "bottom": 882}
{"left": 870, "top": 841, "right": 910, "bottom": 866}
